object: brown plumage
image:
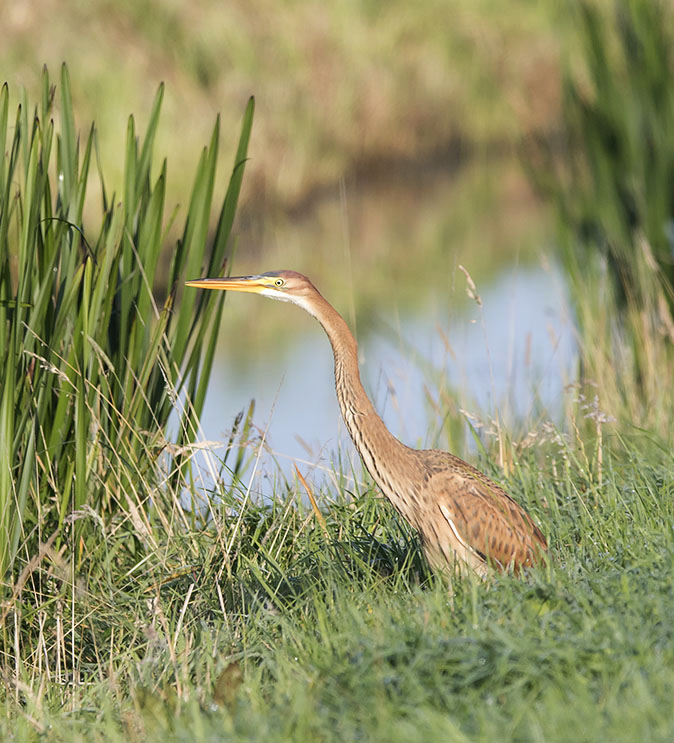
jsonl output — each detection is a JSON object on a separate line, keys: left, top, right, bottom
{"left": 185, "top": 270, "right": 547, "bottom": 577}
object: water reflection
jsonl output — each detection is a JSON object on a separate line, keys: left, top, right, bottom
{"left": 194, "top": 259, "right": 576, "bottom": 494}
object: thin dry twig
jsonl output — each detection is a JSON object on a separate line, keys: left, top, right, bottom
{"left": 0, "top": 532, "right": 59, "bottom": 627}
{"left": 294, "top": 465, "right": 329, "bottom": 537}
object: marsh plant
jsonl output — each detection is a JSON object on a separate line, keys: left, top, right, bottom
{"left": 530, "top": 0, "right": 674, "bottom": 428}
{"left": 0, "top": 65, "right": 253, "bottom": 585}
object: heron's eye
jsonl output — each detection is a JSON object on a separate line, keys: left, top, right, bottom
{"left": 274, "top": 278, "right": 285, "bottom": 288}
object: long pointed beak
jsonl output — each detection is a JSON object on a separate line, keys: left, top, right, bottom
{"left": 184, "top": 275, "right": 267, "bottom": 294}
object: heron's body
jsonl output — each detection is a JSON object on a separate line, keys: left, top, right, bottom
{"left": 186, "top": 270, "right": 546, "bottom": 576}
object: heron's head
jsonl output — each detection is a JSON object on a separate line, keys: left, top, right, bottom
{"left": 185, "top": 270, "right": 321, "bottom": 310}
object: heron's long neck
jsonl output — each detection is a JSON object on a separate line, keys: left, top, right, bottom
{"left": 308, "top": 294, "right": 420, "bottom": 517}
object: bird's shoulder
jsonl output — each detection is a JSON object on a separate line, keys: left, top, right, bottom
{"left": 419, "top": 449, "right": 518, "bottom": 519}
{"left": 419, "top": 449, "right": 507, "bottom": 496}
{"left": 417, "top": 449, "right": 546, "bottom": 568}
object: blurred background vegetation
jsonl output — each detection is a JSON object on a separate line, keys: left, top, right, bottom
{"left": 0, "top": 0, "right": 558, "bottom": 212}
{"left": 0, "top": 0, "right": 560, "bottom": 318}
{"left": 1, "top": 0, "right": 571, "bottom": 410}
{"left": 530, "top": 0, "right": 674, "bottom": 429}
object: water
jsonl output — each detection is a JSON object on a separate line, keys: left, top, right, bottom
{"left": 192, "top": 259, "right": 576, "bottom": 495}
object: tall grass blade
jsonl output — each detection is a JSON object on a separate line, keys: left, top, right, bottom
{"left": 0, "top": 65, "right": 255, "bottom": 593}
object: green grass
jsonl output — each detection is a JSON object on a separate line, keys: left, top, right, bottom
{"left": 1, "top": 413, "right": 673, "bottom": 741}
{"left": 0, "top": 434, "right": 674, "bottom": 741}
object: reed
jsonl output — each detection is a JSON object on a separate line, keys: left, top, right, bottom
{"left": 0, "top": 65, "right": 254, "bottom": 586}
{"left": 529, "top": 0, "right": 674, "bottom": 431}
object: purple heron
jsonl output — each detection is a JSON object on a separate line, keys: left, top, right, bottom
{"left": 185, "top": 271, "right": 547, "bottom": 577}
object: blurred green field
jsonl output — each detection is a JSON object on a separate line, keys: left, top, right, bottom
{"left": 0, "top": 0, "right": 559, "bottom": 214}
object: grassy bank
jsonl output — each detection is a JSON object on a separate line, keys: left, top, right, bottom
{"left": 2, "top": 415, "right": 673, "bottom": 741}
